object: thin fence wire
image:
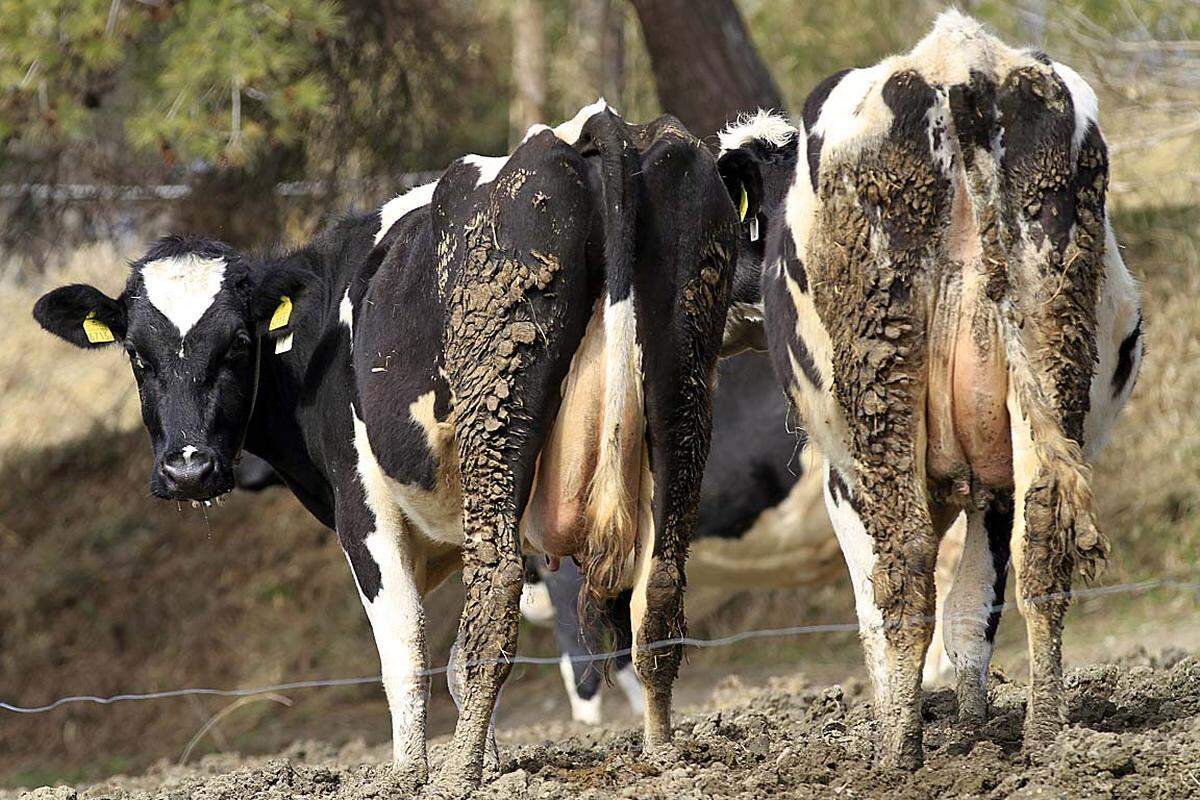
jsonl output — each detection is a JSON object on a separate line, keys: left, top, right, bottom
{"left": 3, "top": 576, "right": 1196, "bottom": 716}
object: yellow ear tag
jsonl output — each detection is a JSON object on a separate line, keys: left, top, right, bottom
{"left": 83, "top": 311, "right": 115, "bottom": 344}
{"left": 738, "top": 186, "right": 749, "bottom": 222}
{"left": 269, "top": 296, "right": 293, "bottom": 332}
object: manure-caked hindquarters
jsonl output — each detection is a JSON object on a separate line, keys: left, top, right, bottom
{"left": 753, "top": 10, "right": 1136, "bottom": 771}
{"left": 993, "top": 62, "right": 1109, "bottom": 746}
{"left": 628, "top": 119, "right": 738, "bottom": 750}
{"left": 434, "top": 135, "right": 596, "bottom": 789}
{"left": 806, "top": 69, "right": 953, "bottom": 769}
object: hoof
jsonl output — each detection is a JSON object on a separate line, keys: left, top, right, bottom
{"left": 955, "top": 669, "right": 989, "bottom": 725}
{"left": 1022, "top": 716, "right": 1063, "bottom": 759}
{"left": 482, "top": 746, "right": 502, "bottom": 780}
{"left": 427, "top": 774, "right": 478, "bottom": 800}
{"left": 956, "top": 690, "right": 988, "bottom": 725}
{"left": 388, "top": 762, "right": 428, "bottom": 793}
{"left": 641, "top": 740, "right": 682, "bottom": 769}
{"left": 884, "top": 730, "right": 924, "bottom": 771}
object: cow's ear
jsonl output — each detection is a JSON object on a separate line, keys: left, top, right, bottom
{"left": 717, "top": 148, "right": 765, "bottom": 229}
{"left": 33, "top": 284, "right": 127, "bottom": 349}
{"left": 249, "top": 260, "right": 310, "bottom": 339}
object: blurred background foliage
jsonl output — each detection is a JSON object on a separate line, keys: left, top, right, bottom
{"left": 0, "top": 1, "right": 1197, "bottom": 788}
{"left": 1, "top": 0, "right": 1196, "bottom": 263}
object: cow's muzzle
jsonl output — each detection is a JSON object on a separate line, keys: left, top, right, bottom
{"left": 156, "top": 447, "right": 228, "bottom": 501}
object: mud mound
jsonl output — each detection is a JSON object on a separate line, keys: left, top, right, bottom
{"left": 14, "top": 654, "right": 1200, "bottom": 800}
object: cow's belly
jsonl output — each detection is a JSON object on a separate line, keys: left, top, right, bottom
{"left": 362, "top": 392, "right": 465, "bottom": 547}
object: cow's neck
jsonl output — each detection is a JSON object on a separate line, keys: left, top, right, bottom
{"left": 242, "top": 216, "right": 377, "bottom": 528}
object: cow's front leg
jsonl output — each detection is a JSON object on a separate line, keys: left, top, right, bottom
{"left": 942, "top": 496, "right": 1012, "bottom": 723}
{"left": 335, "top": 484, "right": 429, "bottom": 786}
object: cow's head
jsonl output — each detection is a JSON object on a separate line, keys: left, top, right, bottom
{"left": 33, "top": 236, "right": 303, "bottom": 501}
{"left": 716, "top": 111, "right": 800, "bottom": 355}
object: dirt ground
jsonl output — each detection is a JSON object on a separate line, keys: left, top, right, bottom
{"left": 11, "top": 648, "right": 1200, "bottom": 800}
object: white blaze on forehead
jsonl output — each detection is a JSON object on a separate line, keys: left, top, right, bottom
{"left": 718, "top": 110, "right": 797, "bottom": 154}
{"left": 1052, "top": 61, "right": 1099, "bottom": 151}
{"left": 140, "top": 254, "right": 227, "bottom": 337}
{"left": 375, "top": 180, "right": 437, "bottom": 246}
{"left": 461, "top": 154, "right": 508, "bottom": 187}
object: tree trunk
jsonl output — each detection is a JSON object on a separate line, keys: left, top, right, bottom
{"left": 576, "top": 0, "right": 625, "bottom": 105}
{"left": 628, "top": 0, "right": 784, "bottom": 139}
{"left": 510, "top": 0, "right": 547, "bottom": 147}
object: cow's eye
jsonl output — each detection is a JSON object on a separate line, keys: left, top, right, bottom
{"left": 225, "top": 332, "right": 252, "bottom": 363}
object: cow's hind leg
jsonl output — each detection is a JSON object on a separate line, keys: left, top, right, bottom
{"left": 629, "top": 230, "right": 732, "bottom": 754}
{"left": 942, "top": 495, "right": 1012, "bottom": 722}
{"left": 995, "top": 64, "right": 1108, "bottom": 747}
{"left": 809, "top": 70, "right": 951, "bottom": 768}
{"left": 446, "top": 630, "right": 502, "bottom": 770}
{"left": 835, "top": 445, "right": 938, "bottom": 769}
{"left": 434, "top": 159, "right": 593, "bottom": 791}
{"left": 628, "top": 448, "right": 683, "bottom": 752}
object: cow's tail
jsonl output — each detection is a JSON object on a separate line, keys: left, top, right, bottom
{"left": 1000, "top": 326, "right": 1107, "bottom": 582}
{"left": 577, "top": 106, "right": 645, "bottom": 606}
{"left": 949, "top": 70, "right": 1108, "bottom": 585}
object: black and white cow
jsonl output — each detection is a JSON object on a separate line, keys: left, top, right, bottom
{"left": 33, "top": 102, "right": 737, "bottom": 790}
{"left": 523, "top": 348, "right": 799, "bottom": 721}
{"left": 716, "top": 12, "right": 1144, "bottom": 767}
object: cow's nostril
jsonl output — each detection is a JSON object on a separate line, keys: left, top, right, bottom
{"left": 192, "top": 452, "right": 215, "bottom": 480}
{"left": 161, "top": 457, "right": 187, "bottom": 484}
{"left": 161, "top": 449, "right": 217, "bottom": 493}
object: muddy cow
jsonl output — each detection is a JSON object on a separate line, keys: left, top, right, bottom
{"left": 33, "top": 102, "right": 737, "bottom": 790}
{"left": 716, "top": 13, "right": 1144, "bottom": 767}
{"left": 526, "top": 349, "right": 978, "bottom": 723}
{"left": 528, "top": 348, "right": 803, "bottom": 722}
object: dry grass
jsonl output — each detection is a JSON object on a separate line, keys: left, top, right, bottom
{"left": 1094, "top": 203, "right": 1200, "bottom": 579}
{"left": 0, "top": 243, "right": 142, "bottom": 464}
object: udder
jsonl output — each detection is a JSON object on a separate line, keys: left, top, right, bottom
{"left": 925, "top": 175, "right": 1013, "bottom": 496}
{"left": 950, "top": 301, "right": 1013, "bottom": 488}
{"left": 522, "top": 300, "right": 606, "bottom": 557}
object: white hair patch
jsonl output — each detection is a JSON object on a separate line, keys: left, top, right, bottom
{"left": 553, "top": 98, "right": 610, "bottom": 145}
{"left": 461, "top": 154, "right": 509, "bottom": 187}
{"left": 339, "top": 286, "right": 354, "bottom": 335}
{"left": 718, "top": 110, "right": 797, "bottom": 154}
{"left": 376, "top": 181, "right": 437, "bottom": 246}
{"left": 1052, "top": 61, "right": 1099, "bottom": 152}
{"left": 141, "top": 254, "right": 227, "bottom": 337}
{"left": 811, "top": 65, "right": 887, "bottom": 150}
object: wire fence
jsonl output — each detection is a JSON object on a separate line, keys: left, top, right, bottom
{"left": 3, "top": 575, "right": 1196, "bottom": 716}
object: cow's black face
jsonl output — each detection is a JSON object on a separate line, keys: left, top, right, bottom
{"left": 717, "top": 136, "right": 799, "bottom": 305}
{"left": 716, "top": 123, "right": 800, "bottom": 356}
{"left": 34, "top": 236, "right": 302, "bottom": 502}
